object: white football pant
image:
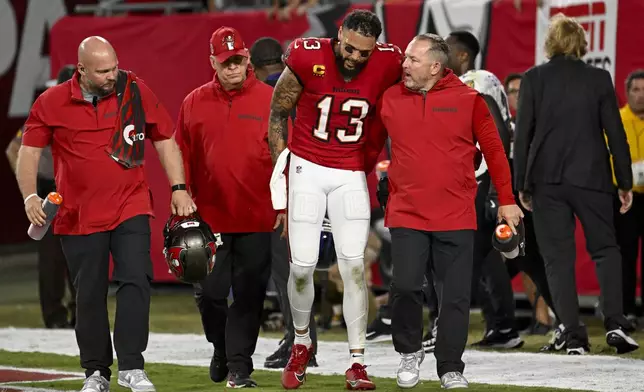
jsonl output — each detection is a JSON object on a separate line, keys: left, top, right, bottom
{"left": 286, "top": 153, "right": 370, "bottom": 350}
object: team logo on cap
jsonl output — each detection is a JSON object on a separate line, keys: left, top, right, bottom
{"left": 224, "top": 35, "right": 235, "bottom": 51}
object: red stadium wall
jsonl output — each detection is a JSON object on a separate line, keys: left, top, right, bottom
{"left": 2, "top": 0, "right": 642, "bottom": 296}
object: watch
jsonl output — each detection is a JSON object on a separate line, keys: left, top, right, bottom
{"left": 171, "top": 184, "right": 187, "bottom": 192}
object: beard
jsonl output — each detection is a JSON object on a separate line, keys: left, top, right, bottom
{"left": 335, "top": 53, "right": 365, "bottom": 80}
{"left": 87, "top": 78, "right": 115, "bottom": 97}
{"left": 403, "top": 74, "right": 430, "bottom": 92}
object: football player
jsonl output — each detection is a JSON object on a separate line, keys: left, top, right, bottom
{"left": 267, "top": 9, "right": 402, "bottom": 390}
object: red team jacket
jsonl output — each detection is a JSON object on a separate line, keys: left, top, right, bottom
{"left": 175, "top": 69, "right": 276, "bottom": 233}
{"left": 22, "top": 72, "right": 174, "bottom": 235}
{"left": 284, "top": 38, "right": 402, "bottom": 171}
{"left": 373, "top": 70, "right": 514, "bottom": 232}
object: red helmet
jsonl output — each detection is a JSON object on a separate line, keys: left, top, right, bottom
{"left": 163, "top": 213, "right": 221, "bottom": 283}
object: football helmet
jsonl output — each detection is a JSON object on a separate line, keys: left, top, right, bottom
{"left": 163, "top": 213, "right": 222, "bottom": 283}
{"left": 460, "top": 69, "right": 510, "bottom": 179}
{"left": 316, "top": 218, "right": 337, "bottom": 271}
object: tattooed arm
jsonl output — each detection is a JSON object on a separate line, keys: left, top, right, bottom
{"left": 268, "top": 67, "right": 303, "bottom": 165}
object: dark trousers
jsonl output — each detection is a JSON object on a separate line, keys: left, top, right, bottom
{"left": 506, "top": 207, "right": 558, "bottom": 321}
{"left": 614, "top": 191, "right": 644, "bottom": 316}
{"left": 472, "top": 213, "right": 516, "bottom": 331}
{"left": 36, "top": 177, "right": 76, "bottom": 328}
{"left": 476, "top": 192, "right": 558, "bottom": 330}
{"left": 390, "top": 228, "right": 473, "bottom": 378}
{"left": 532, "top": 183, "right": 627, "bottom": 346}
{"left": 269, "top": 226, "right": 318, "bottom": 351}
{"left": 60, "top": 215, "right": 153, "bottom": 380}
{"left": 377, "top": 268, "right": 438, "bottom": 324}
{"left": 195, "top": 232, "right": 272, "bottom": 375}
{"left": 40, "top": 226, "right": 76, "bottom": 327}
{"left": 471, "top": 173, "right": 516, "bottom": 331}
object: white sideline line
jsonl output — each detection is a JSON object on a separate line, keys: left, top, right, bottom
{"left": 0, "top": 328, "right": 642, "bottom": 391}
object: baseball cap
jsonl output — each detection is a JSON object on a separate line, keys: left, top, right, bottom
{"left": 210, "top": 27, "right": 248, "bottom": 63}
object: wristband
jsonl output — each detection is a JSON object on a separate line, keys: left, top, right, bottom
{"left": 24, "top": 193, "right": 39, "bottom": 205}
{"left": 171, "top": 184, "right": 187, "bottom": 192}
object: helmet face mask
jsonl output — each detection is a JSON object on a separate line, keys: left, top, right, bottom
{"left": 163, "top": 213, "right": 222, "bottom": 283}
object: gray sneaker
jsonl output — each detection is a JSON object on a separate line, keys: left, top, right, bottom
{"left": 81, "top": 371, "right": 110, "bottom": 392}
{"left": 440, "top": 371, "right": 469, "bottom": 389}
{"left": 396, "top": 349, "right": 425, "bottom": 389}
{"left": 117, "top": 369, "right": 156, "bottom": 392}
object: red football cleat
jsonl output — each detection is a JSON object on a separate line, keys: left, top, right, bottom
{"left": 281, "top": 344, "right": 314, "bottom": 389}
{"left": 345, "top": 363, "right": 376, "bottom": 390}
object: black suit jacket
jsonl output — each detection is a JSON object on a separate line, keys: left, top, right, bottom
{"left": 513, "top": 55, "right": 632, "bottom": 194}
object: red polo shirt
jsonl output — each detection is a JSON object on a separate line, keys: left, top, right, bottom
{"left": 375, "top": 71, "right": 514, "bottom": 232}
{"left": 175, "top": 70, "right": 276, "bottom": 233}
{"left": 21, "top": 72, "right": 174, "bottom": 235}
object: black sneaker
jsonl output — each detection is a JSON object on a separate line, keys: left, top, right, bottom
{"left": 567, "top": 344, "right": 590, "bottom": 355}
{"left": 226, "top": 372, "right": 257, "bottom": 388}
{"left": 264, "top": 338, "right": 291, "bottom": 367}
{"left": 472, "top": 329, "right": 524, "bottom": 349}
{"left": 606, "top": 328, "right": 639, "bottom": 354}
{"left": 366, "top": 317, "right": 392, "bottom": 342}
{"left": 540, "top": 324, "right": 566, "bottom": 352}
{"left": 210, "top": 347, "right": 228, "bottom": 383}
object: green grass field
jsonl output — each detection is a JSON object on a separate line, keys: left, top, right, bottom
{"left": 1, "top": 293, "right": 642, "bottom": 359}
{"left": 0, "top": 266, "right": 641, "bottom": 391}
{"left": 0, "top": 350, "right": 592, "bottom": 391}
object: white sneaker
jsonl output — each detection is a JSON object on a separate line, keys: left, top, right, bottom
{"left": 396, "top": 349, "right": 425, "bottom": 389}
{"left": 81, "top": 371, "right": 110, "bottom": 392}
{"left": 441, "top": 371, "right": 469, "bottom": 389}
{"left": 117, "top": 369, "right": 156, "bottom": 392}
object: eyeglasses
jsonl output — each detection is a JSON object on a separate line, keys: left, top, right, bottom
{"left": 344, "top": 44, "right": 371, "bottom": 58}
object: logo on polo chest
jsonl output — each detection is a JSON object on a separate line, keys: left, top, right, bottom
{"left": 432, "top": 107, "right": 458, "bottom": 112}
{"left": 238, "top": 114, "right": 263, "bottom": 121}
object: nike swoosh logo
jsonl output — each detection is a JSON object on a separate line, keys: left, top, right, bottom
{"left": 348, "top": 380, "right": 360, "bottom": 388}
{"left": 555, "top": 341, "right": 565, "bottom": 350}
{"left": 295, "top": 372, "right": 305, "bottom": 383}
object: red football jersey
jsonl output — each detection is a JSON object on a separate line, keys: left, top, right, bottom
{"left": 284, "top": 37, "right": 402, "bottom": 171}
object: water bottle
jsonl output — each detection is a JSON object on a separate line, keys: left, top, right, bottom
{"left": 27, "top": 192, "right": 63, "bottom": 240}
{"left": 491, "top": 219, "right": 525, "bottom": 260}
{"left": 375, "top": 159, "right": 390, "bottom": 180}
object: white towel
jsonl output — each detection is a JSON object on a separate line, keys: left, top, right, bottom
{"left": 270, "top": 148, "right": 290, "bottom": 210}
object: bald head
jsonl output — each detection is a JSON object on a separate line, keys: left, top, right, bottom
{"left": 77, "top": 36, "right": 118, "bottom": 97}
{"left": 78, "top": 36, "right": 116, "bottom": 65}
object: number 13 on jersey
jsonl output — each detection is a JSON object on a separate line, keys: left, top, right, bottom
{"left": 312, "top": 96, "right": 370, "bottom": 144}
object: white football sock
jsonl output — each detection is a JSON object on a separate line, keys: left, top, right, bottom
{"left": 350, "top": 352, "right": 364, "bottom": 367}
